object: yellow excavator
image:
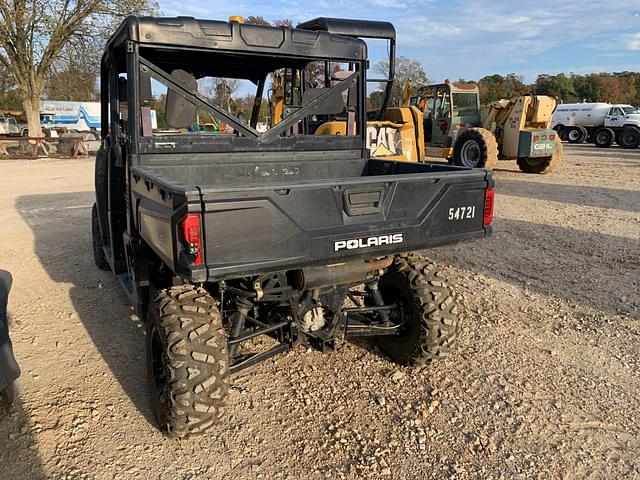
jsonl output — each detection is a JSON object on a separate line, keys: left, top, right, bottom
{"left": 288, "top": 18, "right": 561, "bottom": 173}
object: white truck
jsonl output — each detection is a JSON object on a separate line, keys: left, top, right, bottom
{"left": 552, "top": 102, "right": 640, "bottom": 148}
{"left": 39, "top": 101, "right": 101, "bottom": 134}
{"left": 0, "top": 114, "right": 20, "bottom": 136}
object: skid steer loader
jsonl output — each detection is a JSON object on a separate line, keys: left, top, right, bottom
{"left": 404, "top": 81, "right": 562, "bottom": 173}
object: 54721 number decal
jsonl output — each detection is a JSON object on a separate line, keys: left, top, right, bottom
{"left": 448, "top": 206, "right": 476, "bottom": 221}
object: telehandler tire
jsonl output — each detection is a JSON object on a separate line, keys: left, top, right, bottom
{"left": 91, "top": 203, "right": 110, "bottom": 271}
{"left": 452, "top": 128, "right": 498, "bottom": 169}
{"left": 593, "top": 128, "right": 614, "bottom": 148}
{"left": 517, "top": 137, "right": 563, "bottom": 174}
{"left": 618, "top": 126, "right": 640, "bottom": 149}
{"left": 146, "top": 285, "right": 229, "bottom": 438}
{"left": 566, "top": 127, "right": 587, "bottom": 144}
{"left": 373, "top": 254, "right": 459, "bottom": 366}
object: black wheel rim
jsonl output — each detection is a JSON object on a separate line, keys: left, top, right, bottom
{"left": 460, "top": 139, "right": 482, "bottom": 167}
{"left": 150, "top": 325, "right": 167, "bottom": 400}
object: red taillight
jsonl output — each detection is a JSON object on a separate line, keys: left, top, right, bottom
{"left": 483, "top": 188, "right": 494, "bottom": 225}
{"left": 180, "top": 213, "right": 203, "bottom": 265}
{"left": 549, "top": 133, "right": 556, "bottom": 140}
{"left": 533, "top": 135, "right": 540, "bottom": 142}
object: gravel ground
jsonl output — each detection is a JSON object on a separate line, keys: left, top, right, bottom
{"left": 0, "top": 144, "right": 638, "bottom": 479}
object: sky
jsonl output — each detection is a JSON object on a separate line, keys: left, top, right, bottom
{"left": 158, "top": 0, "right": 640, "bottom": 83}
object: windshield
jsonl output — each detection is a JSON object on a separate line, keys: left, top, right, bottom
{"left": 452, "top": 93, "right": 479, "bottom": 114}
{"left": 622, "top": 106, "right": 640, "bottom": 114}
{"left": 134, "top": 51, "right": 363, "bottom": 154}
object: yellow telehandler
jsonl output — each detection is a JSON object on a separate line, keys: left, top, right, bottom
{"left": 287, "top": 17, "right": 561, "bottom": 173}
{"left": 403, "top": 81, "right": 562, "bottom": 173}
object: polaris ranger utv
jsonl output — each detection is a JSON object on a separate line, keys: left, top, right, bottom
{"left": 92, "top": 16, "right": 495, "bottom": 438}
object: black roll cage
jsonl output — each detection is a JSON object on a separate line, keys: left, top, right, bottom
{"left": 101, "top": 34, "right": 366, "bottom": 155}
{"left": 139, "top": 56, "right": 261, "bottom": 139}
{"left": 297, "top": 17, "right": 397, "bottom": 119}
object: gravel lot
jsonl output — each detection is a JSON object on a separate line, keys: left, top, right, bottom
{"left": 0, "top": 144, "right": 638, "bottom": 479}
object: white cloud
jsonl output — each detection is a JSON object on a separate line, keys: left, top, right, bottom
{"left": 626, "top": 32, "right": 640, "bottom": 50}
{"left": 390, "top": 0, "right": 640, "bottom": 79}
{"left": 155, "top": 0, "right": 640, "bottom": 81}
{"left": 371, "top": 0, "right": 405, "bottom": 7}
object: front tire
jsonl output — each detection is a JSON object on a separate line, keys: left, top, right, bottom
{"left": 618, "top": 126, "right": 640, "bottom": 149}
{"left": 373, "top": 254, "right": 459, "bottom": 366}
{"left": 146, "top": 285, "right": 229, "bottom": 438}
{"left": 452, "top": 128, "right": 498, "bottom": 169}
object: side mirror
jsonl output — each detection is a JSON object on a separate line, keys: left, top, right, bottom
{"left": 165, "top": 70, "right": 198, "bottom": 129}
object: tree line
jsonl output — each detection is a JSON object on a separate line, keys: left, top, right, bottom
{"left": 461, "top": 72, "right": 640, "bottom": 105}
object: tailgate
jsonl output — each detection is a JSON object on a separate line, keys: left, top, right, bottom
{"left": 199, "top": 168, "right": 493, "bottom": 279}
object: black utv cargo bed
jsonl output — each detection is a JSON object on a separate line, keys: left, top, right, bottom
{"left": 131, "top": 157, "right": 492, "bottom": 281}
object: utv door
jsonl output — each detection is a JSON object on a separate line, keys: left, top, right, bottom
{"left": 95, "top": 48, "right": 130, "bottom": 274}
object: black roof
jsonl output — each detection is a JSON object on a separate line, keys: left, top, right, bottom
{"left": 106, "top": 16, "right": 366, "bottom": 61}
{"left": 297, "top": 17, "right": 396, "bottom": 41}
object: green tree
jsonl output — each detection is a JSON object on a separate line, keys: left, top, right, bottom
{"left": 477, "top": 74, "right": 528, "bottom": 103}
{"left": 534, "top": 73, "right": 577, "bottom": 102}
{"left": 571, "top": 74, "right": 597, "bottom": 102}
{"left": 367, "top": 90, "right": 385, "bottom": 110}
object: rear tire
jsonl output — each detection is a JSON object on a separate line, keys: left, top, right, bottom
{"left": 566, "top": 127, "right": 587, "bottom": 144}
{"left": 91, "top": 203, "right": 109, "bottom": 271}
{"left": 373, "top": 254, "right": 459, "bottom": 366}
{"left": 618, "top": 126, "right": 640, "bottom": 149}
{"left": 517, "top": 137, "right": 563, "bottom": 174}
{"left": 146, "top": 285, "right": 229, "bottom": 438}
{"left": 452, "top": 128, "right": 498, "bottom": 169}
{"left": 593, "top": 127, "right": 614, "bottom": 148}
